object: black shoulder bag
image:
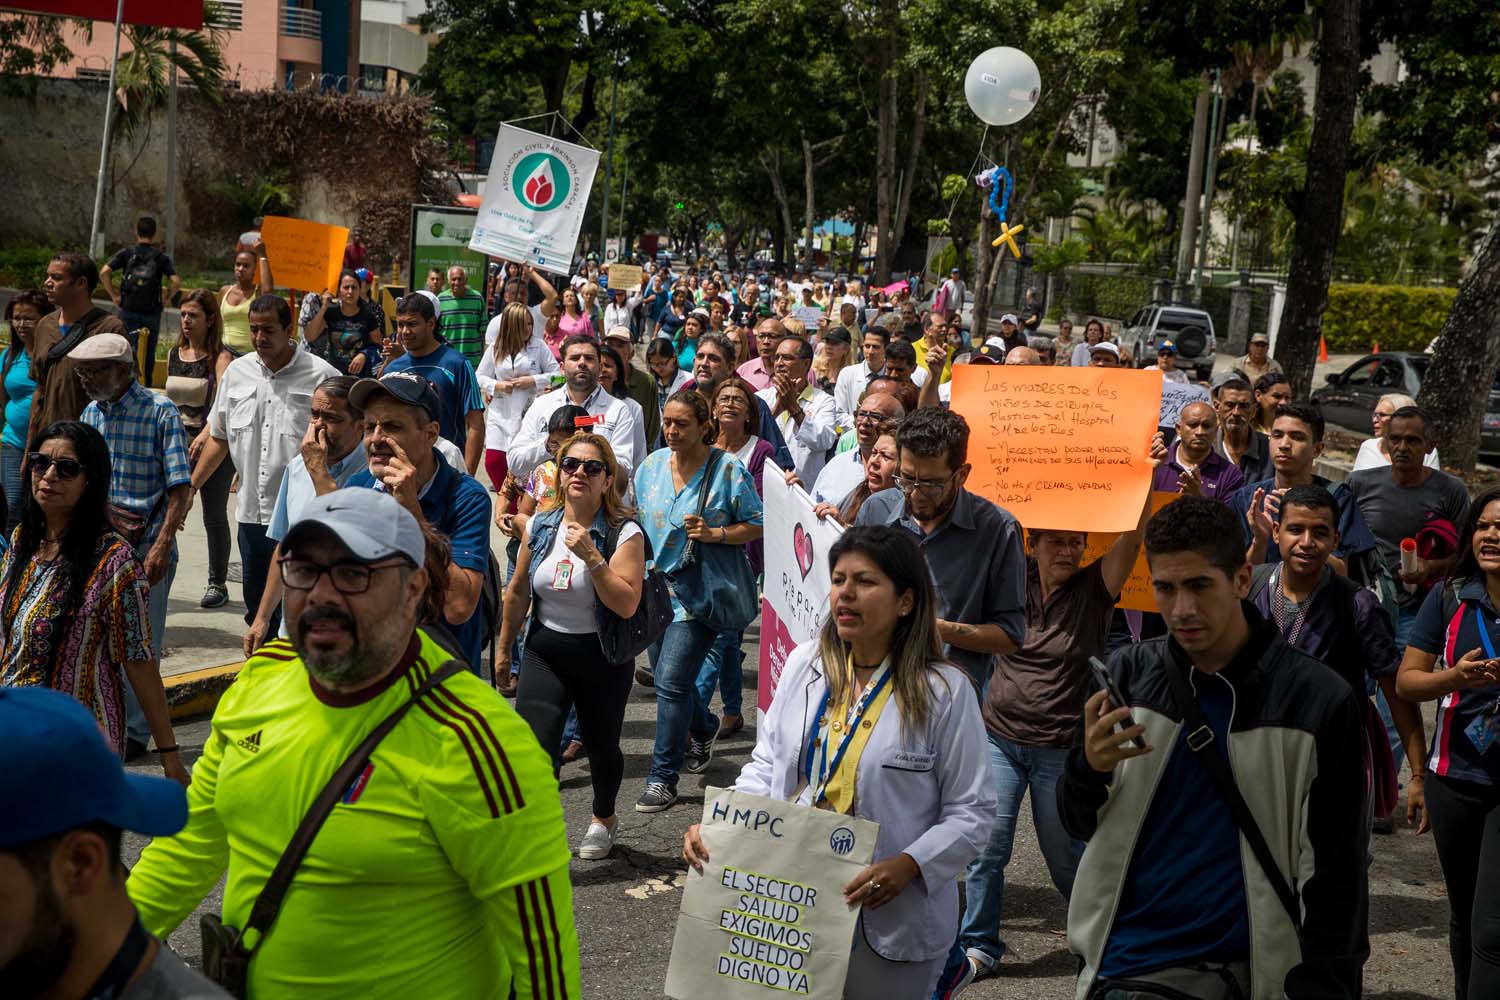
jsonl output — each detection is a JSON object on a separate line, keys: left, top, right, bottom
{"left": 199, "top": 660, "right": 466, "bottom": 996}
{"left": 595, "top": 519, "right": 672, "bottom": 664}
{"left": 1160, "top": 654, "right": 1304, "bottom": 938}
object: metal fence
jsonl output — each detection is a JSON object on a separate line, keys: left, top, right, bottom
{"left": 279, "top": 5, "right": 321, "bottom": 39}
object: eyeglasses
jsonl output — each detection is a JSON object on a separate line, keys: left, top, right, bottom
{"left": 853, "top": 408, "right": 890, "bottom": 423}
{"left": 28, "top": 453, "right": 84, "bottom": 480}
{"left": 894, "top": 470, "right": 957, "bottom": 497}
{"left": 279, "top": 557, "right": 407, "bottom": 594}
{"left": 559, "top": 455, "right": 608, "bottom": 477}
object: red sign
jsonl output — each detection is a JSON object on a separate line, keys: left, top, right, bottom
{"left": 5, "top": 1, "right": 204, "bottom": 29}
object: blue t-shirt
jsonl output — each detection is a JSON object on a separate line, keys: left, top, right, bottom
{"left": 1407, "top": 576, "right": 1500, "bottom": 785}
{"left": 383, "top": 345, "right": 483, "bottom": 457}
{"left": 1, "top": 347, "right": 35, "bottom": 449}
{"left": 348, "top": 453, "right": 492, "bottom": 670}
{"left": 1099, "top": 669, "right": 1250, "bottom": 978}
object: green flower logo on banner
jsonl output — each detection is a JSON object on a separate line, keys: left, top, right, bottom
{"left": 512, "top": 152, "right": 571, "bottom": 211}
{"left": 430, "top": 222, "right": 446, "bottom": 237}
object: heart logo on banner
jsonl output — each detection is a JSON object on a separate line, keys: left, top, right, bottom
{"left": 793, "top": 523, "right": 815, "bottom": 579}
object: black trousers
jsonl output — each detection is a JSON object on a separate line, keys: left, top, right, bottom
{"left": 515, "top": 622, "right": 634, "bottom": 819}
{"left": 1425, "top": 772, "right": 1500, "bottom": 999}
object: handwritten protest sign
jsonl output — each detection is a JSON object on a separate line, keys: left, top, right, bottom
{"left": 1158, "top": 381, "right": 1210, "bottom": 428}
{"left": 758, "top": 466, "right": 843, "bottom": 714}
{"left": 260, "top": 216, "right": 348, "bottom": 294}
{"left": 792, "top": 305, "right": 824, "bottom": 329}
{"left": 1077, "top": 491, "right": 1183, "bottom": 612}
{"left": 949, "top": 365, "right": 1162, "bottom": 533}
{"left": 607, "top": 263, "right": 642, "bottom": 291}
{"left": 470, "top": 124, "right": 600, "bottom": 274}
{"left": 666, "top": 787, "right": 877, "bottom": 1000}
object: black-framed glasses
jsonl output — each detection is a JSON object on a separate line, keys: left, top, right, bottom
{"left": 893, "top": 469, "right": 957, "bottom": 498}
{"left": 279, "top": 557, "right": 407, "bottom": 594}
{"left": 853, "top": 408, "right": 889, "bottom": 423}
{"left": 559, "top": 455, "right": 607, "bottom": 477}
{"left": 28, "top": 453, "right": 83, "bottom": 480}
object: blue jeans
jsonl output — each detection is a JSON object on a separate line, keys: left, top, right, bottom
{"left": 695, "top": 629, "right": 744, "bottom": 717}
{"left": 238, "top": 521, "right": 280, "bottom": 633}
{"left": 122, "top": 549, "right": 177, "bottom": 746}
{"left": 957, "top": 734, "right": 1083, "bottom": 966}
{"left": 648, "top": 618, "right": 719, "bottom": 785}
{"left": 118, "top": 308, "right": 162, "bottom": 387}
{"left": 1, "top": 442, "right": 22, "bottom": 532}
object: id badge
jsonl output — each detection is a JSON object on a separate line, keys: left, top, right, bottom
{"left": 1465, "top": 706, "right": 1500, "bottom": 754}
{"left": 551, "top": 559, "right": 574, "bottom": 591}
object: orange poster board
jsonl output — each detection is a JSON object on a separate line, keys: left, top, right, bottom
{"left": 260, "top": 216, "right": 349, "bottom": 294}
{"left": 949, "top": 365, "right": 1163, "bottom": 533}
{"left": 1079, "top": 491, "right": 1183, "bottom": 612}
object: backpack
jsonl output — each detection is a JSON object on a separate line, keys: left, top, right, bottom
{"left": 121, "top": 248, "right": 162, "bottom": 312}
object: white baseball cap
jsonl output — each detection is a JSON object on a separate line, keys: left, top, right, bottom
{"left": 280, "top": 488, "right": 425, "bottom": 567}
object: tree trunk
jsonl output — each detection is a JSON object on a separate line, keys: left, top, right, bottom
{"left": 1175, "top": 75, "right": 1211, "bottom": 294}
{"left": 802, "top": 137, "right": 816, "bottom": 268}
{"left": 872, "top": 0, "right": 898, "bottom": 283}
{"left": 889, "top": 70, "right": 930, "bottom": 268}
{"left": 972, "top": 191, "right": 995, "bottom": 342}
{"left": 759, "top": 148, "right": 797, "bottom": 269}
{"left": 1274, "top": 0, "right": 1360, "bottom": 400}
{"left": 1419, "top": 221, "right": 1500, "bottom": 472}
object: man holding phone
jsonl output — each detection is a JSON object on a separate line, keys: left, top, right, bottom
{"left": 1060, "top": 497, "right": 1367, "bottom": 998}
{"left": 955, "top": 434, "right": 1167, "bottom": 983}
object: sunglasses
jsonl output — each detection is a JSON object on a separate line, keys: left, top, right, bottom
{"left": 29, "top": 453, "right": 84, "bottom": 480}
{"left": 559, "top": 456, "right": 608, "bottom": 477}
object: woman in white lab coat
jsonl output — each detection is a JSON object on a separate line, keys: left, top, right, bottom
{"left": 684, "top": 525, "right": 995, "bottom": 998}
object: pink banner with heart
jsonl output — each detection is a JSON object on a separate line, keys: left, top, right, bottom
{"left": 757, "top": 463, "right": 844, "bottom": 715}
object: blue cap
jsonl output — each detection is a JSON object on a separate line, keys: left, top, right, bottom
{"left": 0, "top": 687, "right": 187, "bottom": 848}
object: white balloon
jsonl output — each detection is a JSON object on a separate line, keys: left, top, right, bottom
{"left": 964, "top": 47, "right": 1042, "bottom": 127}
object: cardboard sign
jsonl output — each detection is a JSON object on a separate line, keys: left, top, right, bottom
{"left": 792, "top": 306, "right": 825, "bottom": 329}
{"left": 1078, "top": 491, "right": 1183, "bottom": 612}
{"left": 259, "top": 216, "right": 348, "bottom": 294}
{"left": 758, "top": 465, "right": 843, "bottom": 714}
{"left": 469, "top": 124, "right": 600, "bottom": 275}
{"left": 607, "top": 263, "right": 643, "bottom": 292}
{"left": 1159, "top": 381, "right": 1211, "bottom": 428}
{"left": 949, "top": 365, "right": 1162, "bottom": 533}
{"left": 665, "top": 787, "right": 877, "bottom": 1000}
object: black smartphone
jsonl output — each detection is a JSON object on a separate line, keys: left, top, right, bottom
{"left": 1089, "top": 656, "right": 1145, "bottom": 750}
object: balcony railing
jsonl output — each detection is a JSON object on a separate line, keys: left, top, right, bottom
{"left": 279, "top": 5, "right": 322, "bottom": 39}
{"left": 206, "top": 0, "right": 243, "bottom": 30}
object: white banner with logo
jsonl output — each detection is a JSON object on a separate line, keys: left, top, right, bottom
{"left": 469, "top": 124, "right": 600, "bottom": 275}
{"left": 757, "top": 464, "right": 843, "bottom": 716}
{"left": 665, "top": 787, "right": 878, "bottom": 1000}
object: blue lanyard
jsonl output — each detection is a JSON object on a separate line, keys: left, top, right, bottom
{"left": 803, "top": 666, "right": 892, "bottom": 802}
{"left": 1476, "top": 606, "right": 1498, "bottom": 660}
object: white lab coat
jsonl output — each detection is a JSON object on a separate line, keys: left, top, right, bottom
{"left": 733, "top": 640, "right": 995, "bottom": 964}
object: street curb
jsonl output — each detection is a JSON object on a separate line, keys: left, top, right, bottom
{"left": 163, "top": 660, "right": 243, "bottom": 721}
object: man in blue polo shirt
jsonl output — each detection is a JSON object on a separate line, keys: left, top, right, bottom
{"left": 346, "top": 372, "right": 492, "bottom": 670}
{"left": 381, "top": 293, "right": 485, "bottom": 476}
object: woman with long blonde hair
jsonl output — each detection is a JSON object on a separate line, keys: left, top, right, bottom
{"left": 684, "top": 525, "right": 992, "bottom": 997}
{"left": 476, "top": 301, "right": 560, "bottom": 509}
{"left": 499, "top": 432, "right": 645, "bottom": 861}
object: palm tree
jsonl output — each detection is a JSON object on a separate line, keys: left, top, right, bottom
{"left": 107, "top": 23, "right": 228, "bottom": 186}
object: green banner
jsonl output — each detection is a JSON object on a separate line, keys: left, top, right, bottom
{"left": 409, "top": 205, "right": 488, "bottom": 293}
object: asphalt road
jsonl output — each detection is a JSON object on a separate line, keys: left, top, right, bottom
{"left": 123, "top": 632, "right": 1456, "bottom": 1000}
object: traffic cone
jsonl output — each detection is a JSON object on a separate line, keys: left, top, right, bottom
{"left": 1318, "top": 336, "right": 1328, "bottom": 362}
{"left": 1372, "top": 341, "right": 1380, "bottom": 354}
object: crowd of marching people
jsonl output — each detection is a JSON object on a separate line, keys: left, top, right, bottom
{"left": 4, "top": 222, "right": 1498, "bottom": 1000}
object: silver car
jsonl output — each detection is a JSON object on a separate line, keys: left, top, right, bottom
{"left": 1122, "top": 304, "right": 1218, "bottom": 380}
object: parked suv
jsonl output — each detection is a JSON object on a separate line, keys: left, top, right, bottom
{"left": 1121, "top": 304, "right": 1217, "bottom": 381}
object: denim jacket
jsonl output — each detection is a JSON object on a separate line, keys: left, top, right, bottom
{"left": 526, "top": 505, "right": 612, "bottom": 563}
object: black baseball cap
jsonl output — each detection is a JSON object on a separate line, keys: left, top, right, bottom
{"left": 349, "top": 372, "right": 441, "bottom": 424}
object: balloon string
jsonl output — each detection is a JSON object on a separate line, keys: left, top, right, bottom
{"left": 987, "top": 167, "right": 1013, "bottom": 222}
{"left": 942, "top": 125, "right": 992, "bottom": 228}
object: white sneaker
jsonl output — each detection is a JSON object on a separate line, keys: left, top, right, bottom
{"left": 578, "top": 820, "right": 617, "bottom": 860}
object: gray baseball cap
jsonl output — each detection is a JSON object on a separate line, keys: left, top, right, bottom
{"left": 280, "top": 488, "right": 425, "bottom": 568}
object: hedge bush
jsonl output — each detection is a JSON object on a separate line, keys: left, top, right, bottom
{"left": 0, "top": 245, "right": 59, "bottom": 290}
{"left": 1322, "top": 283, "right": 1456, "bottom": 352}
{"left": 1062, "top": 272, "right": 1154, "bottom": 321}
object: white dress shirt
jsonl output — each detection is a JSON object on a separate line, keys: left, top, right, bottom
{"left": 756, "top": 383, "right": 838, "bottom": 485}
{"left": 475, "top": 334, "right": 561, "bottom": 450}
{"left": 603, "top": 295, "right": 640, "bottom": 334}
{"left": 507, "top": 382, "right": 646, "bottom": 481}
{"left": 812, "top": 444, "right": 867, "bottom": 506}
{"left": 207, "top": 348, "right": 339, "bottom": 525}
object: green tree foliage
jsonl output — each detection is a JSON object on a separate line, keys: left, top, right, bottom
{"left": 0, "top": 14, "right": 79, "bottom": 96}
